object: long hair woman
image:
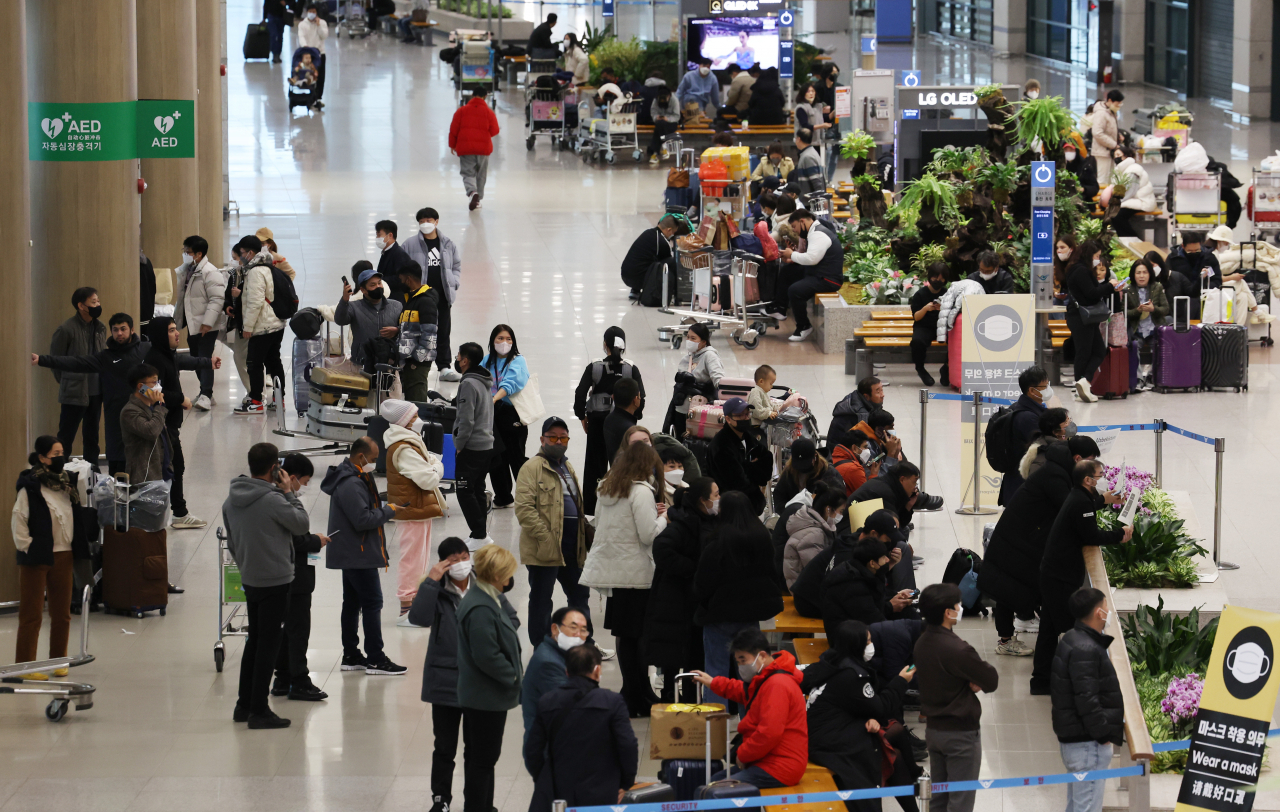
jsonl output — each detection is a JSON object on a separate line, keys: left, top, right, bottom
{"left": 573, "top": 326, "right": 645, "bottom": 513}
{"left": 482, "top": 324, "right": 530, "bottom": 507}
{"left": 1064, "top": 239, "right": 1124, "bottom": 402}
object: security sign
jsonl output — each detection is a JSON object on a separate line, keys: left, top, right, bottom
{"left": 1176, "top": 606, "right": 1280, "bottom": 812}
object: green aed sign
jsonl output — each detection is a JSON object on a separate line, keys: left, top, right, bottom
{"left": 29, "top": 99, "right": 195, "bottom": 162}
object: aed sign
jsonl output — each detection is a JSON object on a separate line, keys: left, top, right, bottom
{"left": 137, "top": 100, "right": 196, "bottom": 158}
{"left": 29, "top": 99, "right": 195, "bottom": 161}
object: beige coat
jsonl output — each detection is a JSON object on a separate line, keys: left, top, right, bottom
{"left": 514, "top": 454, "right": 587, "bottom": 567}
{"left": 1091, "top": 101, "right": 1119, "bottom": 183}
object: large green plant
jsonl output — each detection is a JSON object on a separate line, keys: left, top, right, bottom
{"left": 926, "top": 145, "right": 988, "bottom": 178}
{"left": 978, "top": 161, "right": 1023, "bottom": 204}
{"left": 1100, "top": 513, "right": 1207, "bottom": 588}
{"left": 589, "top": 36, "right": 645, "bottom": 82}
{"left": 1010, "top": 96, "right": 1077, "bottom": 150}
{"left": 892, "top": 174, "right": 965, "bottom": 230}
{"left": 581, "top": 21, "right": 614, "bottom": 52}
{"left": 641, "top": 40, "right": 679, "bottom": 87}
{"left": 1122, "top": 597, "right": 1218, "bottom": 678}
{"left": 843, "top": 227, "right": 897, "bottom": 285}
{"left": 440, "top": 0, "right": 512, "bottom": 18}
{"left": 910, "top": 242, "right": 946, "bottom": 275}
{"left": 793, "top": 40, "right": 822, "bottom": 86}
{"left": 841, "top": 130, "right": 875, "bottom": 161}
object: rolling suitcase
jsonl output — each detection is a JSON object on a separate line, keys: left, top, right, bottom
{"left": 97, "top": 479, "right": 168, "bottom": 618}
{"left": 1200, "top": 322, "right": 1249, "bottom": 391}
{"left": 307, "top": 403, "right": 374, "bottom": 441}
{"left": 1090, "top": 345, "right": 1130, "bottom": 399}
{"left": 1154, "top": 300, "right": 1201, "bottom": 393}
{"left": 695, "top": 705, "right": 760, "bottom": 802}
{"left": 622, "top": 782, "right": 676, "bottom": 804}
{"left": 660, "top": 675, "right": 726, "bottom": 801}
{"left": 419, "top": 401, "right": 457, "bottom": 436}
{"left": 308, "top": 366, "right": 372, "bottom": 408}
{"left": 687, "top": 403, "right": 726, "bottom": 439}
{"left": 716, "top": 377, "right": 756, "bottom": 400}
{"left": 292, "top": 337, "right": 326, "bottom": 415}
{"left": 243, "top": 22, "right": 271, "bottom": 59}
{"left": 681, "top": 436, "right": 712, "bottom": 474}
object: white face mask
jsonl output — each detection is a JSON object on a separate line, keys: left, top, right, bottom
{"left": 449, "top": 559, "right": 473, "bottom": 580}
{"left": 699, "top": 66, "right": 710, "bottom": 76}
{"left": 362, "top": 461, "right": 376, "bottom": 474}
{"left": 885, "top": 429, "right": 897, "bottom": 437}
{"left": 556, "top": 631, "right": 585, "bottom": 651}
{"left": 979, "top": 270, "right": 997, "bottom": 281}
{"left": 494, "top": 341, "right": 513, "bottom": 356}
{"left": 419, "top": 222, "right": 436, "bottom": 235}
{"left": 952, "top": 604, "right": 964, "bottom": 624}
{"left": 1092, "top": 258, "right": 1102, "bottom": 268}
{"left": 1027, "top": 90, "right": 1039, "bottom": 100}
{"left": 409, "top": 417, "right": 424, "bottom": 434}
{"left": 665, "top": 469, "right": 685, "bottom": 487}
{"left": 1057, "top": 248, "right": 1072, "bottom": 260}
{"left": 863, "top": 643, "right": 875, "bottom": 662}
{"left": 1038, "top": 384, "right": 1054, "bottom": 402}
{"left": 858, "top": 447, "right": 871, "bottom": 463}
{"left": 307, "top": 11, "right": 317, "bottom": 19}
{"left": 1098, "top": 609, "right": 1110, "bottom": 627}
{"left": 707, "top": 498, "right": 720, "bottom": 515}
{"left": 182, "top": 253, "right": 193, "bottom": 266}
{"left": 1063, "top": 150, "right": 1077, "bottom": 162}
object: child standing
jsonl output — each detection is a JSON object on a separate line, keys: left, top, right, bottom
{"left": 747, "top": 364, "right": 779, "bottom": 426}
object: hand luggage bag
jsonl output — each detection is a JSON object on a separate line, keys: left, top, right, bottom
{"left": 1090, "top": 346, "right": 1130, "bottom": 399}
{"left": 694, "top": 706, "right": 760, "bottom": 802}
{"left": 292, "top": 337, "right": 326, "bottom": 415}
{"left": 681, "top": 436, "right": 712, "bottom": 474}
{"left": 97, "top": 479, "right": 168, "bottom": 617}
{"left": 1200, "top": 322, "right": 1249, "bottom": 391}
{"left": 309, "top": 366, "right": 372, "bottom": 408}
{"left": 1154, "top": 322, "right": 1201, "bottom": 393}
{"left": 418, "top": 401, "right": 457, "bottom": 436}
{"left": 659, "top": 676, "right": 727, "bottom": 800}
{"left": 687, "top": 403, "right": 725, "bottom": 438}
{"left": 243, "top": 22, "right": 271, "bottom": 59}
{"left": 716, "top": 377, "right": 756, "bottom": 400}
{"left": 307, "top": 402, "right": 374, "bottom": 442}
{"left": 622, "top": 782, "right": 676, "bottom": 804}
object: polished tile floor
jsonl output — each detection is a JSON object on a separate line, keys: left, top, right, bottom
{"left": 2, "top": 4, "right": 1279, "bottom": 810}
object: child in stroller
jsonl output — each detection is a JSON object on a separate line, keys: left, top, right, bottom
{"left": 288, "top": 47, "right": 322, "bottom": 110}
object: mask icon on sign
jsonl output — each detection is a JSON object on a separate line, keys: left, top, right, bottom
{"left": 976, "top": 315, "right": 1021, "bottom": 342}
{"left": 1227, "top": 642, "right": 1272, "bottom": 684}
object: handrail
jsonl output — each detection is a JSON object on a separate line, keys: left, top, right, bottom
{"left": 1084, "top": 547, "right": 1155, "bottom": 761}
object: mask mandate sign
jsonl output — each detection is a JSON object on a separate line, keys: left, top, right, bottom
{"left": 1176, "top": 606, "right": 1280, "bottom": 812}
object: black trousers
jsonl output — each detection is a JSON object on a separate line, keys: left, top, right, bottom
{"left": 247, "top": 330, "right": 286, "bottom": 403}
{"left": 488, "top": 401, "right": 528, "bottom": 505}
{"left": 168, "top": 426, "right": 187, "bottom": 517}
{"left": 238, "top": 584, "right": 290, "bottom": 715}
{"left": 1031, "top": 577, "right": 1077, "bottom": 688}
{"left": 616, "top": 635, "right": 656, "bottom": 713}
{"left": 186, "top": 330, "right": 218, "bottom": 398}
{"left": 432, "top": 703, "right": 465, "bottom": 802}
{"left": 455, "top": 447, "right": 492, "bottom": 540}
{"left": 647, "top": 119, "right": 678, "bottom": 157}
{"left": 581, "top": 410, "right": 610, "bottom": 515}
{"left": 58, "top": 395, "right": 102, "bottom": 468}
{"left": 274, "top": 589, "right": 314, "bottom": 683}
{"left": 461, "top": 707, "right": 508, "bottom": 812}
{"left": 435, "top": 295, "right": 453, "bottom": 372}
{"left": 341, "top": 568, "right": 385, "bottom": 661}
{"left": 1067, "top": 311, "right": 1107, "bottom": 383}
{"left": 789, "top": 275, "right": 843, "bottom": 330}
{"left": 1112, "top": 207, "right": 1138, "bottom": 238}
{"left": 993, "top": 601, "right": 1036, "bottom": 639}
{"left": 314, "top": 53, "right": 327, "bottom": 102}
{"left": 526, "top": 520, "right": 592, "bottom": 646}
{"left": 769, "top": 262, "right": 805, "bottom": 315}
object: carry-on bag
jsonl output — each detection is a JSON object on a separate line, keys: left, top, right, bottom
{"left": 96, "top": 476, "right": 168, "bottom": 618}
{"left": 243, "top": 22, "right": 271, "bottom": 59}
{"left": 1200, "top": 322, "right": 1249, "bottom": 391}
{"left": 1154, "top": 322, "right": 1201, "bottom": 392}
{"left": 695, "top": 706, "right": 761, "bottom": 801}
{"left": 1090, "top": 346, "right": 1130, "bottom": 399}
{"left": 307, "top": 402, "right": 374, "bottom": 442}
{"left": 308, "top": 366, "right": 372, "bottom": 408}
{"left": 686, "top": 403, "right": 726, "bottom": 439}
{"left": 292, "top": 337, "right": 326, "bottom": 415}
{"left": 657, "top": 675, "right": 727, "bottom": 800}
{"left": 716, "top": 377, "right": 756, "bottom": 400}
{"left": 622, "top": 782, "right": 676, "bottom": 804}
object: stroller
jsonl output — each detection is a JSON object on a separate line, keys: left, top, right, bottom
{"left": 288, "top": 47, "right": 323, "bottom": 111}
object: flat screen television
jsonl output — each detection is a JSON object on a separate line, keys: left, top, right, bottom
{"left": 686, "top": 17, "right": 780, "bottom": 72}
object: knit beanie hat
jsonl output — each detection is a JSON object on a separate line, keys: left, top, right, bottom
{"left": 380, "top": 399, "right": 418, "bottom": 428}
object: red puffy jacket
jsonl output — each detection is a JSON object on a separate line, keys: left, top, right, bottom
{"left": 708, "top": 650, "right": 809, "bottom": 785}
{"left": 449, "top": 98, "right": 500, "bottom": 156}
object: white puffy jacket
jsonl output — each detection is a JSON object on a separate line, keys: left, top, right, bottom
{"left": 579, "top": 481, "right": 667, "bottom": 590}
{"left": 241, "top": 250, "right": 285, "bottom": 336}
{"left": 1115, "top": 158, "right": 1157, "bottom": 212}
{"left": 936, "top": 278, "right": 986, "bottom": 342}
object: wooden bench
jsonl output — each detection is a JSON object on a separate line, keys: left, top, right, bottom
{"left": 792, "top": 637, "right": 830, "bottom": 665}
{"left": 762, "top": 764, "right": 842, "bottom": 812}
{"left": 845, "top": 336, "right": 946, "bottom": 379}
{"left": 869, "top": 309, "right": 911, "bottom": 320}
{"left": 410, "top": 20, "right": 438, "bottom": 45}
{"left": 771, "top": 597, "right": 826, "bottom": 635}
{"left": 832, "top": 211, "right": 851, "bottom": 220}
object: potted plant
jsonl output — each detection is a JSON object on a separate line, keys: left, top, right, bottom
{"left": 975, "top": 83, "right": 1013, "bottom": 160}
{"left": 851, "top": 173, "right": 888, "bottom": 227}
{"left": 1009, "top": 96, "right": 1077, "bottom": 154}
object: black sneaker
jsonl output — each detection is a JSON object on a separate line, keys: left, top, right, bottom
{"left": 247, "top": 710, "right": 291, "bottom": 729}
{"left": 915, "top": 492, "right": 944, "bottom": 511}
{"left": 288, "top": 684, "right": 329, "bottom": 701}
{"left": 270, "top": 678, "right": 290, "bottom": 697}
{"left": 233, "top": 702, "right": 250, "bottom": 723}
{"left": 916, "top": 366, "right": 936, "bottom": 387}
{"left": 341, "top": 653, "right": 369, "bottom": 672}
{"left": 429, "top": 797, "right": 450, "bottom": 812}
{"left": 366, "top": 658, "right": 407, "bottom": 676}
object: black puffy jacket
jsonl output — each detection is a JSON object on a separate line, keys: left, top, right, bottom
{"left": 821, "top": 559, "right": 889, "bottom": 637}
{"left": 1050, "top": 623, "right": 1124, "bottom": 745}
{"left": 644, "top": 505, "right": 715, "bottom": 667}
{"left": 693, "top": 525, "right": 783, "bottom": 626}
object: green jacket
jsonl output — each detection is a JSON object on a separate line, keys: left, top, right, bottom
{"left": 456, "top": 582, "right": 524, "bottom": 711}
{"left": 515, "top": 454, "right": 587, "bottom": 567}
{"left": 1125, "top": 281, "right": 1169, "bottom": 339}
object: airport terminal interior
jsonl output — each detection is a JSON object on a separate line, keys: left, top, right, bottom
{"left": 4, "top": 0, "right": 1280, "bottom": 809}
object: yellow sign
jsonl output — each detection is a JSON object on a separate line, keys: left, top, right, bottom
{"left": 1176, "top": 606, "right": 1280, "bottom": 812}
{"left": 957, "top": 294, "right": 1035, "bottom": 508}
{"left": 847, "top": 498, "right": 884, "bottom": 530}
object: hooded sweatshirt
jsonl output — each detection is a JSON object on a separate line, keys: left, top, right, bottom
{"left": 454, "top": 365, "right": 495, "bottom": 451}
{"left": 144, "top": 317, "right": 214, "bottom": 430}
{"left": 221, "top": 475, "right": 312, "bottom": 588}
{"left": 321, "top": 458, "right": 396, "bottom": 569}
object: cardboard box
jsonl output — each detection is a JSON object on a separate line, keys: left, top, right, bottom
{"left": 648, "top": 703, "right": 727, "bottom": 761}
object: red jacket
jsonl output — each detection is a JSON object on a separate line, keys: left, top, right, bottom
{"left": 708, "top": 651, "right": 808, "bottom": 785}
{"left": 830, "top": 444, "right": 868, "bottom": 496}
{"left": 449, "top": 98, "right": 500, "bottom": 156}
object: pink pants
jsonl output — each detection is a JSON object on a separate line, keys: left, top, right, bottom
{"left": 396, "top": 519, "right": 433, "bottom": 603}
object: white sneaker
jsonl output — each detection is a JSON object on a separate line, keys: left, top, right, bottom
{"left": 397, "top": 613, "right": 425, "bottom": 628}
{"left": 1074, "top": 378, "right": 1098, "bottom": 403}
{"left": 193, "top": 395, "right": 212, "bottom": 411}
{"left": 1013, "top": 617, "right": 1040, "bottom": 634}
{"left": 466, "top": 536, "right": 494, "bottom": 552}
{"left": 649, "top": 155, "right": 660, "bottom": 166}
{"left": 789, "top": 327, "right": 813, "bottom": 342}
{"left": 598, "top": 647, "right": 616, "bottom": 661}
{"left": 171, "top": 515, "right": 208, "bottom": 529}
{"left": 763, "top": 310, "right": 787, "bottom": 321}
{"left": 438, "top": 368, "right": 463, "bottom": 382}
{"left": 995, "top": 635, "right": 1033, "bottom": 656}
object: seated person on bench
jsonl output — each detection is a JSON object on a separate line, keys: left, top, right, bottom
{"left": 909, "top": 262, "right": 949, "bottom": 387}
{"left": 690, "top": 628, "right": 809, "bottom": 789}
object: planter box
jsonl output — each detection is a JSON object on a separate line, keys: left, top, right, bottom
{"left": 812, "top": 298, "right": 908, "bottom": 356}
{"left": 431, "top": 7, "right": 534, "bottom": 41}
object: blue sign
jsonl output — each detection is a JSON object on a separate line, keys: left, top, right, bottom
{"left": 603, "top": 0, "right": 613, "bottom": 16}
{"left": 1030, "top": 160, "right": 1055, "bottom": 190}
{"left": 899, "top": 70, "right": 921, "bottom": 87}
{"left": 1030, "top": 160, "right": 1056, "bottom": 265}
{"left": 860, "top": 36, "right": 877, "bottom": 54}
{"left": 902, "top": 109, "right": 920, "bottom": 119}
{"left": 779, "top": 39, "right": 794, "bottom": 78}
{"left": 779, "top": 9, "right": 794, "bottom": 25}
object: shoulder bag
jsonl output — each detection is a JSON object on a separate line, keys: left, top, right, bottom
{"left": 1077, "top": 299, "right": 1111, "bottom": 325}
{"left": 508, "top": 372, "right": 546, "bottom": 426}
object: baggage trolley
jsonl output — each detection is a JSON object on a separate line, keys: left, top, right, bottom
{"left": 338, "top": 0, "right": 370, "bottom": 38}
{"left": 214, "top": 527, "right": 246, "bottom": 673}
{"left": 575, "top": 98, "right": 644, "bottom": 165}
{"left": 455, "top": 37, "right": 497, "bottom": 94}
{"left": 1248, "top": 169, "right": 1280, "bottom": 243}
{"left": 525, "top": 83, "right": 573, "bottom": 151}
{"left": 1239, "top": 239, "right": 1275, "bottom": 346}
{"left": 1170, "top": 170, "right": 1224, "bottom": 228}
{"left": 658, "top": 247, "right": 772, "bottom": 350}
{"left": 0, "top": 584, "right": 97, "bottom": 722}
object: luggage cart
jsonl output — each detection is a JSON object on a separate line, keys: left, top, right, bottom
{"left": 1249, "top": 169, "right": 1280, "bottom": 243}
{"left": 0, "top": 584, "right": 97, "bottom": 722}
{"left": 338, "top": 0, "right": 370, "bottom": 38}
{"left": 657, "top": 247, "right": 771, "bottom": 349}
{"left": 575, "top": 98, "right": 643, "bottom": 164}
{"left": 525, "top": 83, "right": 574, "bottom": 151}
{"left": 1171, "top": 170, "right": 1224, "bottom": 228}
{"left": 1239, "top": 239, "right": 1275, "bottom": 346}
{"left": 214, "top": 527, "right": 246, "bottom": 673}
{"left": 455, "top": 37, "right": 497, "bottom": 94}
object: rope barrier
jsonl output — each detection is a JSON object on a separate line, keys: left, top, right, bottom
{"left": 1074, "top": 423, "right": 1162, "bottom": 433}
{"left": 1163, "top": 423, "right": 1218, "bottom": 446}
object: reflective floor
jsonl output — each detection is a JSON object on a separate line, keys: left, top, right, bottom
{"left": 2, "top": 4, "right": 1279, "bottom": 810}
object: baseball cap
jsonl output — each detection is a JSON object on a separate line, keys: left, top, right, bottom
{"left": 790, "top": 438, "right": 817, "bottom": 472}
{"left": 862, "top": 508, "right": 906, "bottom": 544}
{"left": 722, "top": 397, "right": 749, "bottom": 417}
{"left": 356, "top": 268, "right": 383, "bottom": 287}
{"left": 542, "top": 416, "right": 569, "bottom": 434}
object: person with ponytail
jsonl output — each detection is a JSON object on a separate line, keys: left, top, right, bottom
{"left": 482, "top": 324, "right": 531, "bottom": 507}
{"left": 573, "top": 326, "right": 647, "bottom": 513}
{"left": 13, "top": 436, "right": 91, "bottom": 676}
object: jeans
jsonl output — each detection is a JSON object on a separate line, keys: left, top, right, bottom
{"left": 266, "top": 14, "right": 285, "bottom": 58}
{"left": 16, "top": 552, "right": 74, "bottom": 663}
{"left": 238, "top": 583, "right": 290, "bottom": 715}
{"left": 789, "top": 276, "right": 843, "bottom": 331}
{"left": 340, "top": 568, "right": 385, "bottom": 661}
{"left": 489, "top": 401, "right": 528, "bottom": 505}
{"left": 459, "top": 155, "right": 490, "bottom": 199}
{"left": 925, "top": 728, "right": 982, "bottom": 812}
{"left": 274, "top": 590, "right": 314, "bottom": 684}
{"left": 435, "top": 296, "right": 453, "bottom": 372}
{"left": 432, "top": 704, "right": 465, "bottom": 802}
{"left": 1061, "top": 741, "right": 1113, "bottom": 812}
{"left": 461, "top": 707, "right": 508, "bottom": 812}
{"left": 58, "top": 396, "right": 102, "bottom": 468}
{"left": 247, "top": 329, "right": 286, "bottom": 403}
{"left": 1067, "top": 310, "right": 1107, "bottom": 383}
{"left": 703, "top": 620, "right": 758, "bottom": 709}
{"left": 710, "top": 764, "right": 786, "bottom": 788}
{"left": 823, "top": 135, "right": 840, "bottom": 185}
{"left": 186, "top": 330, "right": 218, "bottom": 398}
{"left": 168, "top": 426, "right": 187, "bottom": 517}
{"left": 454, "top": 447, "right": 492, "bottom": 540}
{"left": 526, "top": 519, "right": 591, "bottom": 647}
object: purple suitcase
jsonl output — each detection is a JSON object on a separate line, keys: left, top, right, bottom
{"left": 1154, "top": 324, "right": 1202, "bottom": 392}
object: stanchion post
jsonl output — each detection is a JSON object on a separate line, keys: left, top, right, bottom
{"left": 955, "top": 391, "right": 997, "bottom": 515}
{"left": 1153, "top": 419, "right": 1164, "bottom": 489}
{"left": 918, "top": 388, "right": 929, "bottom": 492}
{"left": 1214, "top": 437, "right": 1238, "bottom": 570}
{"left": 554, "top": 800, "right": 566, "bottom": 812}
{"left": 916, "top": 771, "right": 932, "bottom": 812}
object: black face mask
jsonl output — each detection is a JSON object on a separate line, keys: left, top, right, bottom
{"left": 366, "top": 287, "right": 384, "bottom": 301}
{"left": 454, "top": 359, "right": 466, "bottom": 374}
{"left": 502, "top": 576, "right": 515, "bottom": 593}
{"left": 87, "top": 305, "right": 103, "bottom": 319}
{"left": 48, "top": 456, "right": 66, "bottom": 474}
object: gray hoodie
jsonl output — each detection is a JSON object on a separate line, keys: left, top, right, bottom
{"left": 455, "top": 365, "right": 495, "bottom": 452}
{"left": 221, "top": 476, "right": 312, "bottom": 588}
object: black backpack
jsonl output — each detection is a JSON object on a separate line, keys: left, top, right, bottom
{"left": 983, "top": 406, "right": 1020, "bottom": 474}
{"left": 267, "top": 264, "right": 299, "bottom": 320}
{"left": 289, "top": 307, "right": 323, "bottom": 340}
{"left": 942, "top": 547, "right": 986, "bottom": 614}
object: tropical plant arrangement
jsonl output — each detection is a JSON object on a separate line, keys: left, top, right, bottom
{"left": 439, "top": 0, "right": 513, "bottom": 18}
{"left": 841, "top": 130, "right": 876, "bottom": 161}
{"left": 891, "top": 173, "right": 966, "bottom": 232}
{"left": 588, "top": 36, "right": 645, "bottom": 84}
{"left": 865, "top": 271, "right": 920, "bottom": 305}
{"left": 1010, "top": 96, "right": 1078, "bottom": 153}
{"left": 1092, "top": 465, "right": 1207, "bottom": 588}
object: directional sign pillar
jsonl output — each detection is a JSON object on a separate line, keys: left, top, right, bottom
{"left": 1030, "top": 161, "right": 1056, "bottom": 309}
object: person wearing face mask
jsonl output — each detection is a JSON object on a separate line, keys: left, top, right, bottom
{"left": 50, "top": 287, "right": 107, "bottom": 470}
{"left": 782, "top": 483, "right": 844, "bottom": 589}
{"left": 751, "top": 142, "right": 795, "bottom": 182}
{"left": 1065, "top": 239, "right": 1127, "bottom": 401}
{"left": 452, "top": 342, "right": 496, "bottom": 548}
{"left": 580, "top": 442, "right": 668, "bottom": 716}
{"left": 966, "top": 250, "right": 1014, "bottom": 295}
{"left": 676, "top": 57, "right": 720, "bottom": 118}
{"left": 1022, "top": 78, "right": 1041, "bottom": 101}
{"left": 1165, "top": 232, "right": 1222, "bottom": 321}
{"left": 482, "top": 325, "right": 530, "bottom": 508}
{"left": 1033, "top": 460, "right": 1131, "bottom": 695}
{"left": 851, "top": 460, "right": 928, "bottom": 550}
{"left": 773, "top": 438, "right": 844, "bottom": 509}
{"left": 1088, "top": 89, "right": 1124, "bottom": 184}
{"left": 12, "top": 436, "right": 95, "bottom": 677}
{"left": 320, "top": 436, "right": 407, "bottom": 676}
{"left": 1061, "top": 135, "right": 1099, "bottom": 206}
{"left": 689, "top": 628, "right": 807, "bottom": 789}
{"left": 379, "top": 399, "right": 445, "bottom": 624}
{"left": 521, "top": 606, "right": 589, "bottom": 741}
{"left": 1051, "top": 587, "right": 1124, "bottom": 812}
{"left": 411, "top": 537, "right": 519, "bottom": 812}
{"left": 829, "top": 430, "right": 882, "bottom": 496}
{"left": 621, "top": 214, "right": 678, "bottom": 301}
{"left": 1108, "top": 146, "right": 1155, "bottom": 238}
{"left": 665, "top": 323, "right": 723, "bottom": 436}
{"left": 230, "top": 234, "right": 287, "bottom": 414}
{"left": 789, "top": 510, "right": 905, "bottom": 619}
{"left": 800, "top": 620, "right": 920, "bottom": 812}
{"left": 1052, "top": 234, "right": 1078, "bottom": 302}
{"left": 913, "top": 583, "right": 999, "bottom": 812}
{"left": 173, "top": 236, "right": 226, "bottom": 411}
{"left": 403, "top": 208, "right": 463, "bottom": 381}
{"left": 371, "top": 219, "right": 416, "bottom": 302}
{"left": 821, "top": 538, "right": 917, "bottom": 636}
{"left": 708, "top": 398, "right": 771, "bottom": 516}
{"left": 775, "top": 208, "right": 842, "bottom": 340}
{"left": 119, "top": 364, "right": 171, "bottom": 490}
{"left": 337, "top": 266, "right": 404, "bottom": 372}
{"left": 657, "top": 449, "right": 690, "bottom": 504}
{"left": 909, "top": 263, "right": 950, "bottom": 386}
{"left": 269, "top": 454, "right": 331, "bottom": 702}
{"left": 995, "top": 365, "right": 1051, "bottom": 506}
{"left": 392, "top": 262, "right": 440, "bottom": 402}
{"left": 561, "top": 32, "right": 589, "bottom": 86}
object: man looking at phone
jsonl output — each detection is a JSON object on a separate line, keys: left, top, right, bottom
{"left": 222, "top": 442, "right": 313, "bottom": 729}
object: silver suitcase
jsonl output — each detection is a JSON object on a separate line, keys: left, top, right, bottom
{"left": 306, "top": 401, "right": 374, "bottom": 442}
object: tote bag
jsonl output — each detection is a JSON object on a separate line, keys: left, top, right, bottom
{"left": 510, "top": 372, "right": 546, "bottom": 426}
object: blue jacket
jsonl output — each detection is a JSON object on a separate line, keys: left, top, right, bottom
{"left": 522, "top": 636, "right": 568, "bottom": 741}
{"left": 481, "top": 353, "right": 530, "bottom": 405}
{"left": 676, "top": 69, "right": 720, "bottom": 108}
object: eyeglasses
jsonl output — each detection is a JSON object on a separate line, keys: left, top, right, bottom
{"left": 542, "top": 436, "right": 570, "bottom": 445}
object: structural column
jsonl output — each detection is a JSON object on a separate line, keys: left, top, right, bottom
{"left": 196, "top": 0, "right": 225, "bottom": 264}
{"left": 27, "top": 0, "right": 140, "bottom": 437}
{"left": 1232, "top": 0, "right": 1272, "bottom": 118}
{"left": 992, "top": 0, "right": 1027, "bottom": 56}
{"left": 0, "top": 0, "right": 32, "bottom": 602}
{"left": 1114, "top": 0, "right": 1146, "bottom": 84}
{"left": 138, "top": 0, "right": 199, "bottom": 279}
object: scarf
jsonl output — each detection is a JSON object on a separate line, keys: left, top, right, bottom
{"left": 30, "top": 462, "right": 78, "bottom": 506}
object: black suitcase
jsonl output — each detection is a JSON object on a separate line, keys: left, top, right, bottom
{"left": 682, "top": 436, "right": 712, "bottom": 476}
{"left": 419, "top": 402, "right": 456, "bottom": 435}
{"left": 662, "top": 760, "right": 722, "bottom": 801}
{"left": 243, "top": 22, "right": 271, "bottom": 60}
{"left": 694, "top": 703, "right": 760, "bottom": 802}
{"left": 1200, "top": 322, "right": 1249, "bottom": 391}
